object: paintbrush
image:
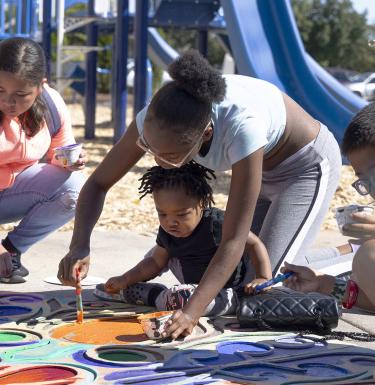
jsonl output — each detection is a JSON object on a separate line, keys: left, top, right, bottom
{"left": 75, "top": 269, "right": 84, "bottom": 324}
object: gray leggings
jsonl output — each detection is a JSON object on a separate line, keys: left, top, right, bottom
{"left": 252, "top": 123, "right": 342, "bottom": 275}
{"left": 138, "top": 253, "right": 240, "bottom": 316}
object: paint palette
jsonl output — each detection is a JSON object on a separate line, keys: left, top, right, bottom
{"left": 1, "top": 290, "right": 375, "bottom": 384}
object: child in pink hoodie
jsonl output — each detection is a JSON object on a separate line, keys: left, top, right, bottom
{"left": 0, "top": 37, "right": 85, "bottom": 283}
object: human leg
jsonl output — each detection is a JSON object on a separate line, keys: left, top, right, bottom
{"left": 259, "top": 125, "right": 341, "bottom": 274}
{"left": 0, "top": 163, "right": 85, "bottom": 253}
{"left": 154, "top": 284, "right": 238, "bottom": 316}
{"left": 93, "top": 281, "right": 168, "bottom": 304}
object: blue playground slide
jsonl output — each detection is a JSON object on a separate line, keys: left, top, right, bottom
{"left": 221, "top": 0, "right": 366, "bottom": 144}
{"left": 148, "top": 27, "right": 179, "bottom": 69}
{"left": 147, "top": 0, "right": 365, "bottom": 144}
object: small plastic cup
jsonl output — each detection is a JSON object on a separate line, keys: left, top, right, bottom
{"left": 335, "top": 204, "right": 374, "bottom": 234}
{"left": 54, "top": 143, "right": 82, "bottom": 167}
{"left": 137, "top": 311, "right": 173, "bottom": 340}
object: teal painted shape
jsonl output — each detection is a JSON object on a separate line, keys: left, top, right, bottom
{"left": 1, "top": 339, "right": 91, "bottom": 362}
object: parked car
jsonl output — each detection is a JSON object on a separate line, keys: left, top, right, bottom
{"left": 326, "top": 67, "right": 358, "bottom": 85}
{"left": 347, "top": 72, "right": 375, "bottom": 101}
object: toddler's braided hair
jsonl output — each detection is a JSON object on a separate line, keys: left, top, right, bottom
{"left": 139, "top": 161, "right": 216, "bottom": 209}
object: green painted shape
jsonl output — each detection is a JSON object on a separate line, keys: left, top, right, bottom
{"left": 98, "top": 350, "right": 147, "bottom": 362}
{"left": 0, "top": 331, "right": 25, "bottom": 341}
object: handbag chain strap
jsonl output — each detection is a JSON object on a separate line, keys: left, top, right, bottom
{"left": 297, "top": 330, "right": 375, "bottom": 342}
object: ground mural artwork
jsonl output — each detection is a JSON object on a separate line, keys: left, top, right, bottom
{"left": 0, "top": 291, "right": 375, "bottom": 384}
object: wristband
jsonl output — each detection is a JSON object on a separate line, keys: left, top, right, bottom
{"left": 331, "top": 277, "right": 347, "bottom": 303}
{"left": 342, "top": 279, "right": 359, "bottom": 309}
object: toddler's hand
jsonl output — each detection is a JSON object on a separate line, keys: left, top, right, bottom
{"left": 244, "top": 277, "right": 269, "bottom": 295}
{"left": 104, "top": 275, "right": 129, "bottom": 293}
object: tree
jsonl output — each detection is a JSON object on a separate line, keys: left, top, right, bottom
{"left": 292, "top": 0, "right": 375, "bottom": 72}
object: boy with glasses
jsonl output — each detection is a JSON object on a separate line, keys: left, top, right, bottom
{"left": 283, "top": 103, "right": 375, "bottom": 312}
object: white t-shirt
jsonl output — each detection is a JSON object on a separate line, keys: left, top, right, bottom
{"left": 135, "top": 74, "right": 286, "bottom": 171}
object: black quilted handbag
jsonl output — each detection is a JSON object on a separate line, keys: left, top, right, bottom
{"left": 236, "top": 287, "right": 341, "bottom": 331}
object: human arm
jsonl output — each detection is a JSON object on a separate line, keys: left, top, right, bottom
{"left": 105, "top": 245, "right": 169, "bottom": 293}
{"left": 41, "top": 86, "right": 86, "bottom": 171}
{"left": 58, "top": 120, "right": 145, "bottom": 286}
{"left": 243, "top": 232, "right": 272, "bottom": 294}
{"left": 281, "top": 261, "right": 333, "bottom": 294}
{"left": 164, "top": 148, "right": 264, "bottom": 339}
{"left": 282, "top": 244, "right": 375, "bottom": 312}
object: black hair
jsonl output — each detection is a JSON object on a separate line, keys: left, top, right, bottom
{"left": 145, "top": 49, "right": 226, "bottom": 145}
{"left": 138, "top": 161, "right": 216, "bottom": 209}
{"left": 0, "top": 37, "right": 47, "bottom": 137}
{"left": 342, "top": 103, "right": 375, "bottom": 155}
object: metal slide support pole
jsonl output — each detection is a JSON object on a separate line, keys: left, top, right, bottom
{"left": 26, "top": 0, "right": 32, "bottom": 35}
{"left": 42, "top": 0, "right": 52, "bottom": 80}
{"left": 85, "top": 0, "right": 98, "bottom": 139}
{"left": 0, "top": 0, "right": 4, "bottom": 35}
{"left": 134, "top": 0, "right": 148, "bottom": 117}
{"left": 197, "top": 30, "right": 208, "bottom": 57}
{"left": 56, "top": 0, "right": 65, "bottom": 91}
{"left": 16, "top": 0, "right": 22, "bottom": 34}
{"left": 113, "top": 0, "right": 129, "bottom": 143}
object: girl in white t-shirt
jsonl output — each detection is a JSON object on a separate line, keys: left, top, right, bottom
{"left": 59, "top": 50, "right": 341, "bottom": 340}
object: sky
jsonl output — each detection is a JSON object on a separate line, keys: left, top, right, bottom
{"left": 352, "top": 0, "right": 375, "bottom": 24}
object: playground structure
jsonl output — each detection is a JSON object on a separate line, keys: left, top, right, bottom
{"left": 0, "top": 0, "right": 367, "bottom": 144}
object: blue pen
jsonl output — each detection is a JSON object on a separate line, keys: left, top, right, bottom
{"left": 254, "top": 271, "right": 295, "bottom": 293}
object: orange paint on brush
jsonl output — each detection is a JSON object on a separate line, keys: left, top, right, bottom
{"left": 0, "top": 365, "right": 77, "bottom": 384}
{"left": 76, "top": 310, "right": 84, "bottom": 324}
{"left": 50, "top": 317, "right": 147, "bottom": 344}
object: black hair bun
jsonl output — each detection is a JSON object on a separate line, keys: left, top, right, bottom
{"left": 168, "top": 49, "right": 226, "bottom": 103}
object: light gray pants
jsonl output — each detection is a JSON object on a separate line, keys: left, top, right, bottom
{"left": 140, "top": 253, "right": 240, "bottom": 316}
{"left": 154, "top": 257, "right": 239, "bottom": 316}
{"left": 252, "top": 123, "right": 342, "bottom": 275}
{"left": 0, "top": 163, "right": 85, "bottom": 253}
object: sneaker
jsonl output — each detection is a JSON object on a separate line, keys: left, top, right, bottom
{"left": 11, "top": 253, "right": 29, "bottom": 277}
{"left": 0, "top": 252, "right": 28, "bottom": 284}
{"left": 93, "top": 283, "right": 124, "bottom": 302}
{"left": 121, "top": 282, "right": 167, "bottom": 306}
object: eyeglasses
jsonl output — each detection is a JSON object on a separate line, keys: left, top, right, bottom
{"left": 136, "top": 119, "right": 212, "bottom": 168}
{"left": 352, "top": 171, "right": 375, "bottom": 196}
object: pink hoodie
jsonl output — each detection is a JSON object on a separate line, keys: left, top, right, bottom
{"left": 0, "top": 84, "right": 75, "bottom": 190}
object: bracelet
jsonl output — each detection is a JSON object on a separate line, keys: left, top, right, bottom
{"left": 342, "top": 279, "right": 359, "bottom": 309}
{"left": 331, "top": 277, "right": 347, "bottom": 303}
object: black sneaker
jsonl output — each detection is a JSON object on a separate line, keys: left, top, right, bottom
{"left": 11, "top": 253, "right": 29, "bottom": 277}
{"left": 0, "top": 253, "right": 28, "bottom": 284}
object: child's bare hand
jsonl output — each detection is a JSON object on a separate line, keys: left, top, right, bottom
{"left": 104, "top": 275, "right": 128, "bottom": 293}
{"left": 244, "top": 278, "right": 269, "bottom": 295}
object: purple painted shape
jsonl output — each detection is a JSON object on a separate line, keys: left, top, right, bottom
{"left": 0, "top": 306, "right": 32, "bottom": 316}
{"left": 0, "top": 294, "right": 43, "bottom": 303}
{"left": 106, "top": 367, "right": 206, "bottom": 383}
{"left": 193, "top": 353, "right": 239, "bottom": 366}
{"left": 114, "top": 376, "right": 218, "bottom": 385}
{"left": 106, "top": 369, "right": 176, "bottom": 382}
{"left": 221, "top": 363, "right": 303, "bottom": 380}
{"left": 284, "top": 352, "right": 375, "bottom": 368}
{"left": 351, "top": 358, "right": 375, "bottom": 366}
{"left": 216, "top": 341, "right": 271, "bottom": 356}
{"left": 298, "top": 363, "right": 349, "bottom": 377}
{"left": 0, "top": 340, "right": 39, "bottom": 347}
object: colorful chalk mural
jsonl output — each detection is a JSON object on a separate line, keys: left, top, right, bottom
{"left": 1, "top": 290, "right": 375, "bottom": 384}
